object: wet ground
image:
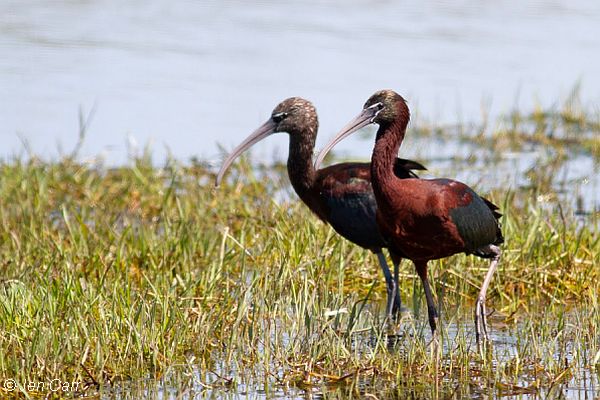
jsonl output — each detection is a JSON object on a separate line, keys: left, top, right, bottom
{"left": 100, "top": 306, "right": 599, "bottom": 399}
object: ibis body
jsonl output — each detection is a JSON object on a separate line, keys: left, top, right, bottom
{"left": 315, "top": 90, "right": 503, "bottom": 342}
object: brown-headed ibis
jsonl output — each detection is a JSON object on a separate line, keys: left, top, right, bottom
{"left": 315, "top": 90, "right": 503, "bottom": 343}
{"left": 215, "top": 97, "right": 427, "bottom": 318}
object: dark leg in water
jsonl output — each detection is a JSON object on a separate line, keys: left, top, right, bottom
{"left": 376, "top": 251, "right": 398, "bottom": 319}
{"left": 414, "top": 260, "right": 438, "bottom": 334}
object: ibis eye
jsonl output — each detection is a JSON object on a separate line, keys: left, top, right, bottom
{"left": 272, "top": 112, "right": 288, "bottom": 123}
{"left": 370, "top": 102, "right": 384, "bottom": 111}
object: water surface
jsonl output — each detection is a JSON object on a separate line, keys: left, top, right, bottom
{"left": 1, "top": 0, "right": 599, "bottom": 165}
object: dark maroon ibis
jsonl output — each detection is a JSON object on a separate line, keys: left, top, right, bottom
{"left": 215, "top": 97, "right": 427, "bottom": 318}
{"left": 315, "top": 90, "right": 503, "bottom": 343}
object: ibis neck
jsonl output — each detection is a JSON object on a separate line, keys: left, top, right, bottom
{"left": 371, "top": 120, "right": 407, "bottom": 194}
{"left": 287, "top": 131, "right": 317, "bottom": 197}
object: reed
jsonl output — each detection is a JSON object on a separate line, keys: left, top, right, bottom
{"left": 0, "top": 111, "right": 598, "bottom": 398}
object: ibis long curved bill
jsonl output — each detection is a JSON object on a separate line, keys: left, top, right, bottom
{"left": 314, "top": 103, "right": 382, "bottom": 169}
{"left": 215, "top": 119, "right": 277, "bottom": 187}
{"left": 213, "top": 96, "right": 431, "bottom": 322}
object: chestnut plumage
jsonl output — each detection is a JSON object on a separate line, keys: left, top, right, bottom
{"left": 315, "top": 90, "right": 503, "bottom": 343}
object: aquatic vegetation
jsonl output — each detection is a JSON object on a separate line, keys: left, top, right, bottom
{"left": 0, "top": 109, "right": 598, "bottom": 398}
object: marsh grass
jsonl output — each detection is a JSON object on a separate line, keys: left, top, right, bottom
{"left": 411, "top": 87, "right": 600, "bottom": 162}
{"left": 0, "top": 116, "right": 599, "bottom": 398}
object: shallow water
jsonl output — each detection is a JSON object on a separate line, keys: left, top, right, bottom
{"left": 100, "top": 309, "right": 599, "bottom": 400}
{"left": 1, "top": 0, "right": 600, "bottom": 166}
{"left": 398, "top": 133, "right": 600, "bottom": 213}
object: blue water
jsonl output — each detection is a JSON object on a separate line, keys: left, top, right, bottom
{"left": 1, "top": 0, "right": 599, "bottom": 210}
{"left": 1, "top": 0, "right": 599, "bottom": 165}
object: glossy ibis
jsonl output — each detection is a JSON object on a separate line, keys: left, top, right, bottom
{"left": 215, "top": 97, "right": 427, "bottom": 318}
{"left": 315, "top": 90, "right": 503, "bottom": 343}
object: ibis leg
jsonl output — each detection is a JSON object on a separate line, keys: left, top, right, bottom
{"left": 475, "top": 245, "right": 501, "bottom": 344}
{"left": 376, "top": 251, "right": 398, "bottom": 319}
{"left": 390, "top": 251, "right": 403, "bottom": 316}
{"left": 415, "top": 261, "right": 438, "bottom": 334}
